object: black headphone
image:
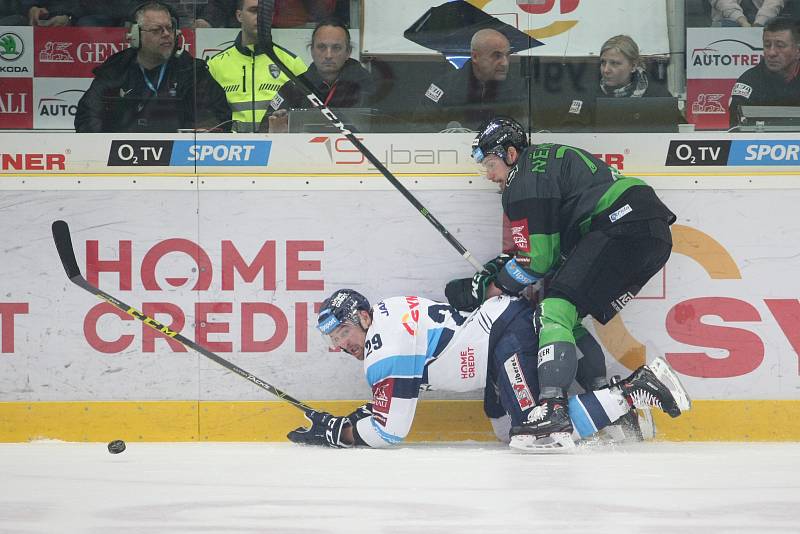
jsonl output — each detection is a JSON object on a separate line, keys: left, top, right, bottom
{"left": 126, "top": 1, "right": 183, "bottom": 54}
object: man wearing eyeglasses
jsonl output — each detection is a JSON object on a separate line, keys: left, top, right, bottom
{"left": 75, "top": 1, "right": 231, "bottom": 132}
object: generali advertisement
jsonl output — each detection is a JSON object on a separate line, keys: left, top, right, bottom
{"left": 0, "top": 187, "right": 798, "bottom": 404}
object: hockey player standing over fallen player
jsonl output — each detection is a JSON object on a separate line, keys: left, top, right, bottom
{"left": 444, "top": 261, "right": 645, "bottom": 439}
{"left": 286, "top": 289, "right": 689, "bottom": 452}
{"left": 467, "top": 116, "right": 677, "bottom": 450}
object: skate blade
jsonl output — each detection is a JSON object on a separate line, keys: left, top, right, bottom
{"left": 650, "top": 357, "right": 692, "bottom": 413}
{"left": 599, "top": 408, "right": 656, "bottom": 443}
{"left": 637, "top": 408, "right": 657, "bottom": 440}
{"left": 597, "top": 424, "right": 628, "bottom": 443}
{"left": 509, "top": 432, "right": 576, "bottom": 454}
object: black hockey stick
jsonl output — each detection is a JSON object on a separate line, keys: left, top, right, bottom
{"left": 257, "top": 0, "right": 484, "bottom": 272}
{"left": 51, "top": 220, "right": 314, "bottom": 415}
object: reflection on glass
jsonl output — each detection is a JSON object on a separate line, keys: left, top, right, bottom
{"left": 4, "top": 1, "right": 800, "bottom": 134}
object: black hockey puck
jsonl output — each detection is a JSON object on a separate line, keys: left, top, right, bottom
{"left": 107, "top": 439, "right": 126, "bottom": 454}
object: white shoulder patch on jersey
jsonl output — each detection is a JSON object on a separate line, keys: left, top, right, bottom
{"left": 609, "top": 203, "right": 632, "bottom": 223}
{"left": 569, "top": 99, "right": 583, "bottom": 114}
{"left": 270, "top": 94, "right": 284, "bottom": 110}
{"left": 731, "top": 82, "right": 752, "bottom": 99}
{"left": 425, "top": 83, "right": 444, "bottom": 103}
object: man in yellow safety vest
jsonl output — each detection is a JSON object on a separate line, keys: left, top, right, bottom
{"left": 208, "top": 0, "right": 307, "bottom": 132}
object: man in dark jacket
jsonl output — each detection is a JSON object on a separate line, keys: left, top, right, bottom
{"left": 412, "top": 28, "right": 529, "bottom": 132}
{"left": 729, "top": 16, "right": 800, "bottom": 127}
{"left": 74, "top": 2, "right": 230, "bottom": 132}
{"left": 262, "top": 18, "right": 375, "bottom": 132}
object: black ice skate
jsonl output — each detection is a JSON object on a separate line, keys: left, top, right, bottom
{"left": 614, "top": 357, "right": 692, "bottom": 418}
{"left": 598, "top": 376, "right": 654, "bottom": 443}
{"left": 617, "top": 407, "right": 645, "bottom": 440}
{"left": 509, "top": 397, "right": 575, "bottom": 453}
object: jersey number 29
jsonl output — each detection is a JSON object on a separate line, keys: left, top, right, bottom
{"left": 365, "top": 334, "right": 383, "bottom": 357}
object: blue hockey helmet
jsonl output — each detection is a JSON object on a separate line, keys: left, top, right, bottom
{"left": 471, "top": 116, "right": 528, "bottom": 163}
{"left": 317, "top": 289, "right": 371, "bottom": 335}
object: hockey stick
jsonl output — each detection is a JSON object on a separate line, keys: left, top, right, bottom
{"left": 51, "top": 220, "right": 314, "bottom": 415}
{"left": 257, "top": 0, "right": 484, "bottom": 272}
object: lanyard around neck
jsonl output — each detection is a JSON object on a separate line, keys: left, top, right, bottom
{"left": 324, "top": 80, "right": 338, "bottom": 106}
{"left": 140, "top": 63, "right": 167, "bottom": 94}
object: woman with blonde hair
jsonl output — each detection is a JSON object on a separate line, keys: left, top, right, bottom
{"left": 599, "top": 35, "right": 671, "bottom": 98}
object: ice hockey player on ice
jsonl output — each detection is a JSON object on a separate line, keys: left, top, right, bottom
{"left": 468, "top": 116, "right": 677, "bottom": 449}
{"left": 286, "top": 289, "right": 691, "bottom": 453}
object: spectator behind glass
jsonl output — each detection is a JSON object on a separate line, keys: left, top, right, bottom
{"left": 599, "top": 35, "right": 671, "bottom": 98}
{"left": 1, "top": 1, "right": 26, "bottom": 25}
{"left": 74, "top": 1, "right": 230, "bottom": 132}
{"left": 710, "top": 0, "right": 785, "bottom": 27}
{"left": 728, "top": 16, "right": 800, "bottom": 126}
{"left": 24, "top": 1, "right": 215, "bottom": 27}
{"left": 412, "top": 28, "right": 529, "bottom": 132}
{"left": 207, "top": 0, "right": 307, "bottom": 132}
{"left": 262, "top": 18, "right": 376, "bottom": 132}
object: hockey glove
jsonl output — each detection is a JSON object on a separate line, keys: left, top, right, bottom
{"left": 345, "top": 403, "right": 375, "bottom": 446}
{"left": 286, "top": 410, "right": 352, "bottom": 448}
{"left": 445, "top": 254, "right": 512, "bottom": 311}
{"left": 495, "top": 256, "right": 539, "bottom": 296}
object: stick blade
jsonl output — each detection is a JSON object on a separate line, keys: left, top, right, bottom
{"left": 51, "top": 220, "right": 82, "bottom": 279}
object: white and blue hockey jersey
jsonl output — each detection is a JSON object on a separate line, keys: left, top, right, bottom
{"left": 354, "top": 295, "right": 515, "bottom": 448}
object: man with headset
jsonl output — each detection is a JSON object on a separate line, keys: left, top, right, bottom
{"left": 207, "top": 0, "right": 308, "bottom": 133}
{"left": 74, "top": 1, "right": 231, "bottom": 133}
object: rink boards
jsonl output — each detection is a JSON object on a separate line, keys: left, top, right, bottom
{"left": 1, "top": 132, "right": 799, "bottom": 442}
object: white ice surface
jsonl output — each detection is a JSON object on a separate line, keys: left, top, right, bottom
{"left": 1, "top": 441, "right": 798, "bottom": 533}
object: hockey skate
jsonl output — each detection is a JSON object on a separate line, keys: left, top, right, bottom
{"left": 613, "top": 357, "right": 691, "bottom": 418}
{"left": 509, "top": 397, "right": 576, "bottom": 453}
{"left": 598, "top": 376, "right": 657, "bottom": 443}
{"left": 598, "top": 406, "right": 657, "bottom": 443}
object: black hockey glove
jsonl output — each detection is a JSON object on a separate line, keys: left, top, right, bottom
{"left": 286, "top": 410, "right": 352, "bottom": 448}
{"left": 445, "top": 254, "right": 512, "bottom": 311}
{"left": 345, "top": 403, "right": 374, "bottom": 446}
{"left": 494, "top": 255, "right": 539, "bottom": 296}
